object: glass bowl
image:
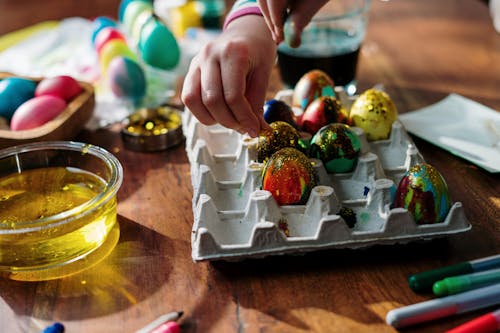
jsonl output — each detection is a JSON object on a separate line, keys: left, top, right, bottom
{"left": 0, "top": 141, "right": 123, "bottom": 281}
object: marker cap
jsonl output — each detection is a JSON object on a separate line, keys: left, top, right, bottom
{"left": 408, "top": 262, "right": 473, "bottom": 293}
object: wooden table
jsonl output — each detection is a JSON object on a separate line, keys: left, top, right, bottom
{"left": 1, "top": 0, "right": 499, "bottom": 332}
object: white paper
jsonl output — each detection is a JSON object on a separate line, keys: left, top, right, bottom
{"left": 399, "top": 94, "right": 500, "bottom": 173}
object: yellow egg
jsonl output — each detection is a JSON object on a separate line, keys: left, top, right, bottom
{"left": 349, "top": 89, "right": 398, "bottom": 141}
{"left": 99, "top": 40, "right": 137, "bottom": 73}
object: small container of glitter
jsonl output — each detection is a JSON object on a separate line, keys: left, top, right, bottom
{"left": 121, "top": 105, "right": 184, "bottom": 152}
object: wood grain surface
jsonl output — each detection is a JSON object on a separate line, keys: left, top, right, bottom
{"left": 0, "top": 0, "right": 499, "bottom": 332}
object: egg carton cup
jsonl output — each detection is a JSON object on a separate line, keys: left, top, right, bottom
{"left": 182, "top": 89, "right": 471, "bottom": 262}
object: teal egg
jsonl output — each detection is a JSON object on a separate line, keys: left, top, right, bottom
{"left": 119, "top": 0, "right": 152, "bottom": 22}
{"left": 138, "top": 16, "right": 180, "bottom": 70}
{"left": 0, "top": 77, "right": 36, "bottom": 120}
{"left": 107, "top": 56, "right": 146, "bottom": 103}
{"left": 394, "top": 163, "right": 451, "bottom": 224}
{"left": 309, "top": 123, "right": 361, "bottom": 173}
{"left": 122, "top": 0, "right": 153, "bottom": 34}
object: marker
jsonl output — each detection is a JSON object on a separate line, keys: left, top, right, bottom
{"left": 433, "top": 268, "right": 500, "bottom": 296}
{"left": 41, "top": 322, "right": 64, "bottom": 333}
{"left": 135, "top": 311, "right": 183, "bottom": 333}
{"left": 386, "top": 283, "right": 500, "bottom": 328}
{"left": 150, "top": 321, "right": 180, "bottom": 333}
{"left": 408, "top": 254, "right": 500, "bottom": 293}
{"left": 445, "top": 308, "right": 500, "bottom": 333}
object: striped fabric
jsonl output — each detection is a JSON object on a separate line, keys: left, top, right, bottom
{"left": 223, "top": 0, "right": 262, "bottom": 30}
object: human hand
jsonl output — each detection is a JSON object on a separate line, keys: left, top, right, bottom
{"left": 181, "top": 15, "right": 276, "bottom": 137}
{"left": 257, "top": 0, "right": 329, "bottom": 47}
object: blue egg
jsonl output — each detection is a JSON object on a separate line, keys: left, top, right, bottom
{"left": 263, "top": 99, "right": 297, "bottom": 128}
{"left": 91, "top": 16, "right": 118, "bottom": 44}
{"left": 0, "top": 77, "right": 36, "bottom": 120}
{"left": 107, "top": 56, "right": 146, "bottom": 104}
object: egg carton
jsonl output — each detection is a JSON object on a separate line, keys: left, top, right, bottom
{"left": 183, "top": 89, "right": 471, "bottom": 262}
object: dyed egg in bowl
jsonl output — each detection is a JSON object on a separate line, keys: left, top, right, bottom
{"left": 0, "top": 141, "right": 123, "bottom": 281}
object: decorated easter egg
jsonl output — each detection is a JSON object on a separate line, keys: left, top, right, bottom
{"left": 263, "top": 99, "right": 297, "bottom": 128}
{"left": 35, "top": 75, "right": 82, "bottom": 102}
{"left": 94, "top": 27, "right": 126, "bottom": 53}
{"left": 262, "top": 147, "right": 316, "bottom": 205}
{"left": 119, "top": 0, "right": 152, "bottom": 22}
{"left": 91, "top": 16, "right": 118, "bottom": 44}
{"left": 99, "top": 40, "right": 137, "bottom": 72}
{"left": 349, "top": 89, "right": 398, "bottom": 141}
{"left": 0, "top": 77, "right": 36, "bottom": 120}
{"left": 257, "top": 121, "right": 300, "bottom": 163}
{"left": 10, "top": 95, "right": 67, "bottom": 130}
{"left": 122, "top": 0, "right": 154, "bottom": 35}
{"left": 292, "top": 69, "right": 335, "bottom": 111}
{"left": 107, "top": 56, "right": 146, "bottom": 103}
{"left": 309, "top": 123, "right": 362, "bottom": 173}
{"left": 394, "top": 163, "right": 452, "bottom": 224}
{"left": 138, "top": 15, "right": 180, "bottom": 70}
{"left": 301, "top": 96, "right": 349, "bottom": 135}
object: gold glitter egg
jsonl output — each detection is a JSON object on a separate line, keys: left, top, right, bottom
{"left": 257, "top": 121, "right": 300, "bottom": 163}
{"left": 349, "top": 89, "right": 398, "bottom": 141}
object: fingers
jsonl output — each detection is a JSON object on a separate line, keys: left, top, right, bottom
{"left": 258, "top": 0, "right": 288, "bottom": 44}
{"left": 181, "top": 41, "right": 265, "bottom": 137}
{"left": 200, "top": 50, "right": 246, "bottom": 133}
{"left": 286, "top": 0, "right": 330, "bottom": 47}
{"left": 181, "top": 56, "right": 216, "bottom": 126}
{"left": 219, "top": 41, "right": 262, "bottom": 137}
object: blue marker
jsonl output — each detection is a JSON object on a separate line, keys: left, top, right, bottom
{"left": 42, "top": 322, "right": 64, "bottom": 333}
{"left": 386, "top": 283, "right": 500, "bottom": 328}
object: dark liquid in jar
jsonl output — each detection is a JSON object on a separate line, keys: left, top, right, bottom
{"left": 277, "top": 48, "right": 360, "bottom": 88}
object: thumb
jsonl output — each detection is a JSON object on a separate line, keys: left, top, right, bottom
{"left": 285, "top": 0, "right": 329, "bottom": 48}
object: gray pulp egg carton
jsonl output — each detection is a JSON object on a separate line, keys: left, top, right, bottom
{"left": 183, "top": 89, "right": 471, "bottom": 262}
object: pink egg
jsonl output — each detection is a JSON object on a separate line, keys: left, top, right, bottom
{"left": 94, "top": 27, "right": 126, "bottom": 54}
{"left": 10, "top": 95, "right": 67, "bottom": 131}
{"left": 35, "top": 75, "right": 83, "bottom": 102}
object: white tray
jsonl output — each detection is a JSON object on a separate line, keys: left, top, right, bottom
{"left": 183, "top": 89, "right": 471, "bottom": 262}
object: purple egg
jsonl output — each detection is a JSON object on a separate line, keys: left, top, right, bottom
{"left": 107, "top": 56, "right": 146, "bottom": 103}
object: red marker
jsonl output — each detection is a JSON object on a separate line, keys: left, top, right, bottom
{"left": 445, "top": 308, "right": 500, "bottom": 333}
{"left": 135, "top": 311, "right": 183, "bottom": 333}
{"left": 150, "top": 321, "right": 180, "bottom": 333}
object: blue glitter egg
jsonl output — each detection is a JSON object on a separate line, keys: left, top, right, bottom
{"left": 263, "top": 99, "right": 297, "bottom": 128}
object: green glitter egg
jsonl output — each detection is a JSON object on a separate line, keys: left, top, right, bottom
{"left": 394, "top": 163, "right": 451, "bottom": 224}
{"left": 309, "top": 123, "right": 361, "bottom": 173}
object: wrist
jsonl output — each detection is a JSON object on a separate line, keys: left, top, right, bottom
{"left": 223, "top": 0, "right": 262, "bottom": 30}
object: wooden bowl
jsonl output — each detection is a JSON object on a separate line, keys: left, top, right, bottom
{"left": 0, "top": 72, "right": 95, "bottom": 149}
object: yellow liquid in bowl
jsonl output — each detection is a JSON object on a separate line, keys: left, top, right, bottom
{"left": 0, "top": 167, "right": 119, "bottom": 280}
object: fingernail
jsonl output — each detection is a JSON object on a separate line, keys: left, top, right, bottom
{"left": 248, "top": 128, "right": 258, "bottom": 138}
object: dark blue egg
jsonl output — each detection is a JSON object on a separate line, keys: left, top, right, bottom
{"left": 0, "top": 77, "right": 36, "bottom": 120}
{"left": 263, "top": 99, "right": 297, "bottom": 128}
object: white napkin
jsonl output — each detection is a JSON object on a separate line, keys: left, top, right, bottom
{"left": 399, "top": 94, "right": 500, "bottom": 173}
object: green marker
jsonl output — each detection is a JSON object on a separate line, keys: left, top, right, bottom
{"left": 408, "top": 254, "right": 500, "bottom": 293}
{"left": 433, "top": 268, "right": 500, "bottom": 296}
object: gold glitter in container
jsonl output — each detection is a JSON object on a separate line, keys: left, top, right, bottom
{"left": 121, "top": 106, "right": 184, "bottom": 152}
